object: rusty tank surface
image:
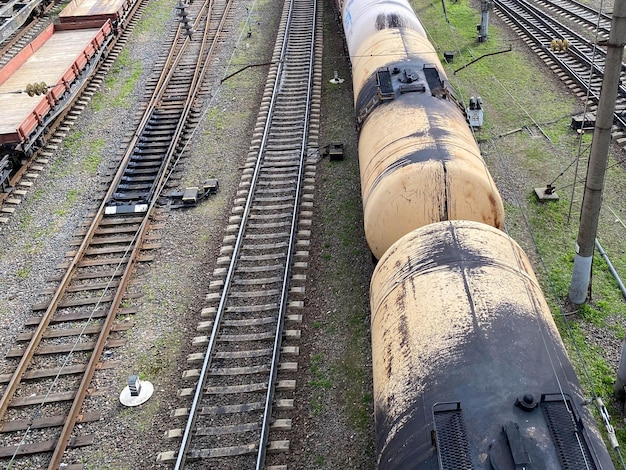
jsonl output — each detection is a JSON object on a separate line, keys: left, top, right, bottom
{"left": 339, "top": 0, "right": 504, "bottom": 259}
{"left": 370, "top": 220, "right": 615, "bottom": 469}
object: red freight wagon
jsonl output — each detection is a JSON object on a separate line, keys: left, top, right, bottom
{"left": 0, "top": 20, "right": 113, "bottom": 151}
{"left": 59, "top": 0, "right": 133, "bottom": 28}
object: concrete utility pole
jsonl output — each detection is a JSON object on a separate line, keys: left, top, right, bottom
{"left": 569, "top": 1, "right": 626, "bottom": 304}
{"left": 477, "top": 0, "right": 492, "bottom": 42}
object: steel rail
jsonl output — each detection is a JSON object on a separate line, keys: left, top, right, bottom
{"left": 50, "top": 3, "right": 233, "bottom": 465}
{"left": 0, "top": 23, "right": 120, "bottom": 407}
{"left": 47, "top": 209, "right": 138, "bottom": 468}
{"left": 494, "top": 0, "right": 626, "bottom": 131}
{"left": 0, "top": 13, "right": 49, "bottom": 59}
{"left": 1, "top": 1, "right": 225, "bottom": 467}
{"left": 496, "top": 0, "right": 605, "bottom": 92}
{"left": 105, "top": 0, "right": 228, "bottom": 209}
{"left": 532, "top": 0, "right": 611, "bottom": 35}
{"left": 0, "top": 1, "right": 162, "bottom": 418}
{"left": 172, "top": 0, "right": 318, "bottom": 466}
{"left": 256, "top": 0, "right": 317, "bottom": 467}
{"left": 143, "top": 0, "right": 233, "bottom": 205}
{"left": 0, "top": 211, "right": 103, "bottom": 422}
{"left": 0, "top": 0, "right": 53, "bottom": 47}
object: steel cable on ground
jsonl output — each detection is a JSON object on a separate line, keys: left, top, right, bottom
{"left": 6, "top": 228, "right": 140, "bottom": 467}
{"left": 425, "top": 1, "right": 626, "bottom": 466}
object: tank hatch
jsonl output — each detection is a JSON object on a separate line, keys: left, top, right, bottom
{"left": 423, "top": 64, "right": 444, "bottom": 95}
{"left": 355, "top": 67, "right": 397, "bottom": 131}
{"left": 432, "top": 402, "right": 473, "bottom": 469}
{"left": 355, "top": 65, "right": 432, "bottom": 131}
{"left": 489, "top": 421, "right": 545, "bottom": 470}
{"left": 433, "top": 395, "right": 602, "bottom": 469}
{"left": 377, "top": 68, "right": 395, "bottom": 99}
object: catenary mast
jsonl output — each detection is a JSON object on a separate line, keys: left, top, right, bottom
{"left": 569, "top": 0, "right": 626, "bottom": 304}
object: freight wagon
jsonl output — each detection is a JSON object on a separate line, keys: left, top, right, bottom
{"left": 0, "top": 0, "right": 50, "bottom": 44}
{"left": 334, "top": 0, "right": 617, "bottom": 467}
{"left": 0, "top": 19, "right": 113, "bottom": 191}
{"left": 59, "top": 0, "right": 135, "bottom": 31}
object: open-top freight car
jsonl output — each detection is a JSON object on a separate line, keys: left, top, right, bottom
{"left": 59, "top": 0, "right": 135, "bottom": 32}
{"left": 0, "top": 19, "right": 113, "bottom": 192}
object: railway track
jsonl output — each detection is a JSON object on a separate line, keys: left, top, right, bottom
{"left": 156, "top": 0, "right": 322, "bottom": 467}
{"left": 493, "top": 0, "right": 626, "bottom": 146}
{"left": 0, "top": 0, "right": 237, "bottom": 467}
{"left": 0, "top": 16, "right": 52, "bottom": 67}
{"left": 104, "top": 0, "right": 234, "bottom": 215}
{"left": 532, "top": 0, "right": 611, "bottom": 39}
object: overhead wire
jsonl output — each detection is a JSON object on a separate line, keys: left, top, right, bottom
{"left": 430, "top": 4, "right": 599, "bottom": 467}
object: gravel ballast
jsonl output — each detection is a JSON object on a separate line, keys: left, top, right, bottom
{"left": 1, "top": 0, "right": 625, "bottom": 468}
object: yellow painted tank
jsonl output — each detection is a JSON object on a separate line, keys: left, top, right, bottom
{"left": 351, "top": 28, "right": 504, "bottom": 259}
{"left": 369, "top": 220, "right": 611, "bottom": 468}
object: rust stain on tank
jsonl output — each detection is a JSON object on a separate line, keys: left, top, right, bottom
{"left": 489, "top": 192, "right": 504, "bottom": 229}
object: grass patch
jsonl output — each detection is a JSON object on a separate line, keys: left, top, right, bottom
{"left": 308, "top": 354, "right": 332, "bottom": 416}
{"left": 54, "top": 188, "right": 81, "bottom": 217}
{"left": 135, "top": 0, "right": 173, "bottom": 35}
{"left": 64, "top": 130, "right": 84, "bottom": 153}
{"left": 61, "top": 130, "right": 105, "bottom": 175}
{"left": 16, "top": 266, "right": 30, "bottom": 279}
{"left": 135, "top": 329, "right": 183, "bottom": 380}
{"left": 94, "top": 49, "right": 143, "bottom": 110}
{"left": 83, "top": 139, "right": 105, "bottom": 174}
{"left": 203, "top": 107, "right": 227, "bottom": 135}
{"left": 309, "top": 354, "right": 332, "bottom": 390}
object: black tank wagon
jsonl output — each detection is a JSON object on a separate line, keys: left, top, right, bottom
{"left": 334, "top": 0, "right": 617, "bottom": 467}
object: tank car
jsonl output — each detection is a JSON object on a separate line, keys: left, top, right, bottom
{"left": 336, "top": 0, "right": 617, "bottom": 467}
{"left": 371, "top": 220, "right": 615, "bottom": 469}
{"left": 338, "top": 0, "right": 505, "bottom": 259}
